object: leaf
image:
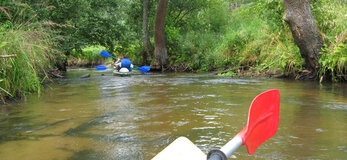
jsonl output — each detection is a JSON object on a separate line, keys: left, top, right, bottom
{"left": 0, "top": 87, "right": 13, "bottom": 97}
{"left": 0, "top": 7, "right": 11, "bottom": 19}
{"left": 0, "top": 41, "right": 8, "bottom": 48}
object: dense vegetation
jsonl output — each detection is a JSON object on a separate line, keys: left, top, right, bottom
{"left": 0, "top": 0, "right": 346, "bottom": 102}
{"left": 0, "top": 2, "right": 63, "bottom": 102}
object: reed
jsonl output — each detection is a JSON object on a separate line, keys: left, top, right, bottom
{"left": 0, "top": 23, "right": 58, "bottom": 102}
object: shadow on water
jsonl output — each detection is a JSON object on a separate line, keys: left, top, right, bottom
{"left": 64, "top": 112, "right": 139, "bottom": 142}
{"left": 66, "top": 149, "right": 144, "bottom": 160}
{"left": 0, "top": 112, "right": 73, "bottom": 143}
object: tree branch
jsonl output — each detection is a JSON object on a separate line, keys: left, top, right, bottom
{"left": 174, "top": 7, "right": 199, "bottom": 27}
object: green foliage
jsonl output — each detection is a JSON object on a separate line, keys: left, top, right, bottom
{"left": 218, "top": 71, "right": 237, "bottom": 77}
{"left": 0, "top": 1, "right": 66, "bottom": 102}
{"left": 11, "top": 0, "right": 128, "bottom": 54}
{"left": 164, "top": 0, "right": 230, "bottom": 71}
{"left": 159, "top": 0, "right": 305, "bottom": 75}
{"left": 311, "top": 0, "right": 347, "bottom": 81}
{"left": 167, "top": 0, "right": 211, "bottom": 31}
{"left": 116, "top": 43, "right": 144, "bottom": 65}
{"left": 71, "top": 46, "right": 106, "bottom": 61}
{"left": 0, "top": 23, "right": 60, "bottom": 102}
{"left": 319, "top": 42, "right": 347, "bottom": 82}
{"left": 1, "top": 0, "right": 346, "bottom": 85}
{"left": 311, "top": 0, "right": 346, "bottom": 40}
{"left": 67, "top": 45, "right": 106, "bottom": 66}
{"left": 195, "top": 0, "right": 304, "bottom": 75}
{"left": 178, "top": 30, "right": 225, "bottom": 71}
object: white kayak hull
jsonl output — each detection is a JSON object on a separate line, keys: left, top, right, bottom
{"left": 112, "top": 70, "right": 143, "bottom": 76}
{"left": 152, "top": 137, "right": 206, "bottom": 160}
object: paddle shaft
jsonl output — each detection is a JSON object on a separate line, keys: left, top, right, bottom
{"left": 221, "top": 136, "right": 243, "bottom": 157}
{"left": 111, "top": 56, "right": 118, "bottom": 60}
{"left": 207, "top": 136, "right": 243, "bottom": 160}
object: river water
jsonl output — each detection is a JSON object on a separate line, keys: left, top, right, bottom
{"left": 0, "top": 69, "right": 346, "bottom": 160}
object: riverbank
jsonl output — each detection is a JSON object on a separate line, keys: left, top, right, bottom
{"left": 148, "top": 0, "right": 346, "bottom": 82}
{"left": 212, "top": 68, "right": 345, "bottom": 82}
{"left": 153, "top": 64, "right": 346, "bottom": 82}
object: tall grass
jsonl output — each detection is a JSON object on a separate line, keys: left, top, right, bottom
{"left": 177, "top": 30, "right": 224, "bottom": 71}
{"left": 0, "top": 23, "right": 59, "bottom": 102}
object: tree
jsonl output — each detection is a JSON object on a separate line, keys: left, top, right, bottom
{"left": 153, "top": 0, "right": 168, "bottom": 70}
{"left": 142, "top": 0, "right": 151, "bottom": 65}
{"left": 283, "top": 0, "right": 323, "bottom": 79}
{"left": 18, "top": 0, "right": 126, "bottom": 56}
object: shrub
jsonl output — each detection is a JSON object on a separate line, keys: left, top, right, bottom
{"left": 68, "top": 45, "right": 106, "bottom": 67}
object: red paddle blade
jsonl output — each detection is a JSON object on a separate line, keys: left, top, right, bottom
{"left": 237, "top": 89, "right": 280, "bottom": 155}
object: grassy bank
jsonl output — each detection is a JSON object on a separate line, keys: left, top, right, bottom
{"left": 207, "top": 1, "right": 303, "bottom": 76}
{"left": 0, "top": 23, "right": 61, "bottom": 102}
{"left": 166, "top": 0, "right": 346, "bottom": 81}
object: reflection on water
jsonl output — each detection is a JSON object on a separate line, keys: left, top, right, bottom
{"left": 0, "top": 69, "right": 346, "bottom": 160}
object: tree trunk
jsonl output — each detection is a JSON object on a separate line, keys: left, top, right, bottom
{"left": 154, "top": 0, "right": 168, "bottom": 70}
{"left": 284, "top": 0, "right": 323, "bottom": 79}
{"left": 142, "top": 0, "right": 151, "bottom": 65}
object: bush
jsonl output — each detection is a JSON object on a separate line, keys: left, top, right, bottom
{"left": 68, "top": 45, "right": 106, "bottom": 66}
{"left": 319, "top": 42, "right": 347, "bottom": 82}
{"left": 218, "top": 71, "right": 237, "bottom": 77}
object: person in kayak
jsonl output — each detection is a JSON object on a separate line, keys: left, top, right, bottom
{"left": 114, "top": 55, "right": 133, "bottom": 72}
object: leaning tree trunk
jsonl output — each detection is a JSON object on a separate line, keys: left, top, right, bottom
{"left": 154, "top": 0, "right": 168, "bottom": 71}
{"left": 142, "top": 0, "right": 151, "bottom": 65}
{"left": 284, "top": 0, "right": 323, "bottom": 79}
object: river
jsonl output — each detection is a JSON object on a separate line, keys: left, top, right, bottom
{"left": 0, "top": 68, "right": 346, "bottom": 160}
